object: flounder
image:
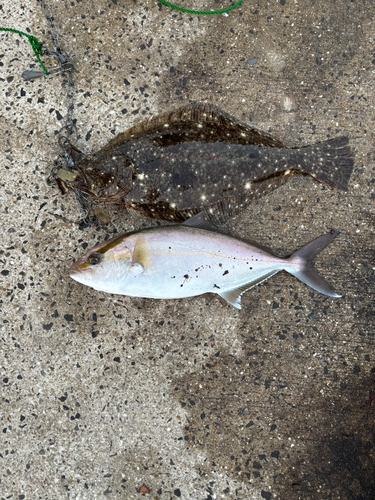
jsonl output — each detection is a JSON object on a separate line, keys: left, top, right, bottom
{"left": 70, "top": 213, "right": 342, "bottom": 309}
{"left": 60, "top": 104, "right": 354, "bottom": 223}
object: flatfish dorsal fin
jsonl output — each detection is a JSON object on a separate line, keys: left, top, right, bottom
{"left": 102, "top": 103, "right": 286, "bottom": 152}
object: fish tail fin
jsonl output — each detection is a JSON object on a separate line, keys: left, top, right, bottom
{"left": 298, "top": 136, "right": 354, "bottom": 191}
{"left": 287, "top": 230, "right": 341, "bottom": 298}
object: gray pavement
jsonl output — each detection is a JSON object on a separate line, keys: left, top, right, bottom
{"left": 1, "top": 1, "right": 374, "bottom": 499}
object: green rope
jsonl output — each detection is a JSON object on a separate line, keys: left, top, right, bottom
{"left": 158, "top": 0, "right": 242, "bottom": 15}
{"left": 0, "top": 27, "right": 49, "bottom": 75}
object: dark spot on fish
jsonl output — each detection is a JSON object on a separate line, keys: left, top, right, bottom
{"left": 213, "top": 284, "right": 221, "bottom": 289}
{"left": 184, "top": 274, "right": 189, "bottom": 279}
{"left": 219, "top": 263, "right": 223, "bottom": 267}
{"left": 223, "top": 270, "right": 229, "bottom": 276}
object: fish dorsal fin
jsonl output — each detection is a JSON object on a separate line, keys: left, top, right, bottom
{"left": 218, "top": 271, "right": 279, "bottom": 309}
{"left": 102, "top": 103, "right": 285, "bottom": 152}
{"left": 132, "top": 234, "right": 152, "bottom": 271}
{"left": 182, "top": 212, "right": 214, "bottom": 231}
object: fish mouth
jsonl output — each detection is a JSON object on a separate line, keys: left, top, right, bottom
{"left": 69, "top": 262, "right": 91, "bottom": 281}
{"left": 69, "top": 267, "right": 90, "bottom": 285}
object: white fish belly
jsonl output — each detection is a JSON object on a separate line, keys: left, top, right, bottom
{"left": 115, "top": 228, "right": 287, "bottom": 299}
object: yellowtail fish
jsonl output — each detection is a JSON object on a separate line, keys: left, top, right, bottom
{"left": 70, "top": 214, "right": 341, "bottom": 309}
{"left": 60, "top": 103, "right": 354, "bottom": 223}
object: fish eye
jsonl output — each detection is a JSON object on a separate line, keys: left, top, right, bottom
{"left": 87, "top": 253, "right": 102, "bottom": 266}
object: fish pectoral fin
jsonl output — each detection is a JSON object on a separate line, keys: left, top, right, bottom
{"left": 182, "top": 212, "right": 216, "bottom": 231}
{"left": 69, "top": 144, "right": 84, "bottom": 165}
{"left": 129, "top": 262, "right": 145, "bottom": 276}
{"left": 218, "top": 271, "right": 279, "bottom": 309}
{"left": 132, "top": 234, "right": 153, "bottom": 270}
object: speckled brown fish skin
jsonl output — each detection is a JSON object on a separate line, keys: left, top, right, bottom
{"left": 66, "top": 104, "right": 354, "bottom": 222}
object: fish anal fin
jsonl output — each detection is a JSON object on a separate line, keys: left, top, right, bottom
{"left": 203, "top": 188, "right": 282, "bottom": 225}
{"left": 218, "top": 271, "right": 279, "bottom": 309}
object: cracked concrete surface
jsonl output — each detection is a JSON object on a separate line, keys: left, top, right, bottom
{"left": 1, "top": 1, "right": 375, "bottom": 499}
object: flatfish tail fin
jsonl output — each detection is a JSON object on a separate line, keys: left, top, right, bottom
{"left": 287, "top": 230, "right": 342, "bottom": 298}
{"left": 297, "top": 136, "right": 354, "bottom": 191}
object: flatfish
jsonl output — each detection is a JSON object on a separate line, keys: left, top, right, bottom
{"left": 60, "top": 104, "right": 354, "bottom": 223}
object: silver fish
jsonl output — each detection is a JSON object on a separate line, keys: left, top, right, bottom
{"left": 70, "top": 214, "right": 341, "bottom": 309}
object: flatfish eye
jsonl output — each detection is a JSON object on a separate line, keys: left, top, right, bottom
{"left": 87, "top": 253, "right": 102, "bottom": 266}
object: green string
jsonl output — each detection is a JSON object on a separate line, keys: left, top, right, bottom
{"left": 1, "top": 1, "right": 241, "bottom": 79}
{"left": 158, "top": 0, "right": 243, "bottom": 15}
{"left": 0, "top": 27, "right": 49, "bottom": 75}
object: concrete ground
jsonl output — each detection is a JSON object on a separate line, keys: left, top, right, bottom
{"left": 1, "top": 0, "right": 374, "bottom": 499}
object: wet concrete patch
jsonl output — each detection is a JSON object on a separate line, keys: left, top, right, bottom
{"left": 172, "top": 341, "right": 375, "bottom": 498}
